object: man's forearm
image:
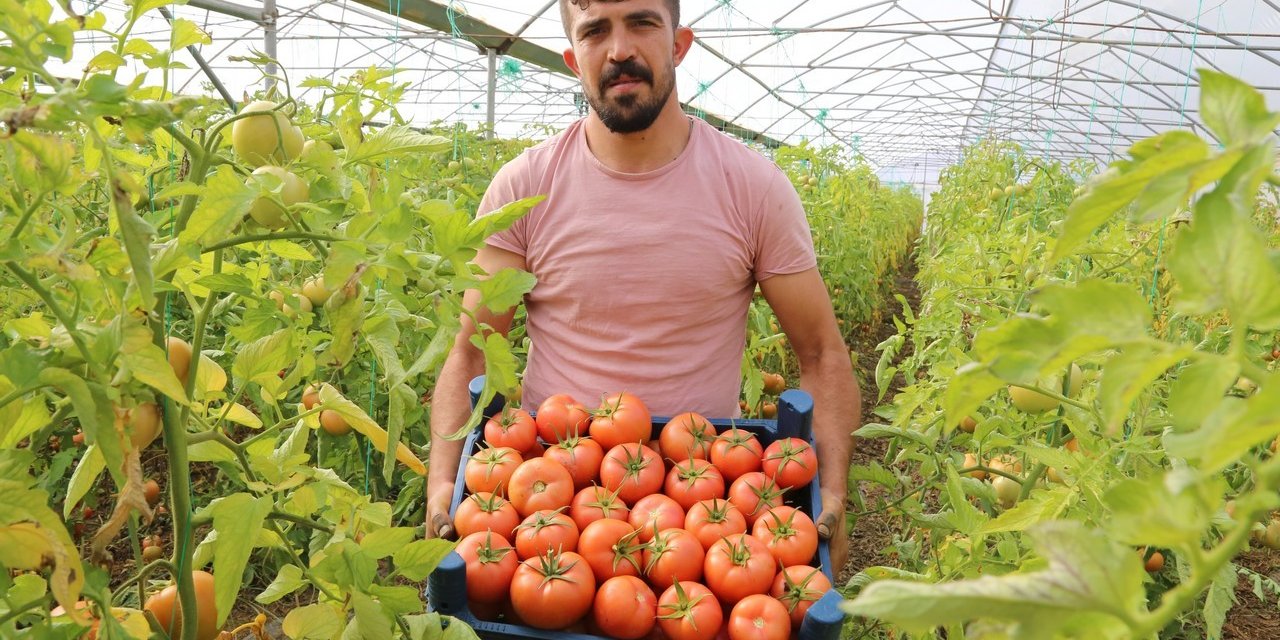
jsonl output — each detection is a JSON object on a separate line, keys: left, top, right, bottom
{"left": 427, "top": 346, "right": 485, "bottom": 489}
{"left": 799, "top": 347, "right": 859, "bottom": 501}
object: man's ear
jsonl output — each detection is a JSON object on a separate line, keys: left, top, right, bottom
{"left": 672, "top": 26, "right": 695, "bottom": 66}
{"left": 563, "top": 47, "right": 582, "bottom": 78}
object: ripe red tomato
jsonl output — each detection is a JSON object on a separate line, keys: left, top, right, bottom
{"left": 709, "top": 427, "right": 763, "bottom": 482}
{"left": 570, "top": 485, "right": 631, "bottom": 531}
{"left": 751, "top": 506, "right": 818, "bottom": 568}
{"left": 593, "top": 576, "right": 657, "bottom": 640}
{"left": 660, "top": 412, "right": 715, "bottom": 462}
{"left": 627, "top": 494, "right": 686, "bottom": 542}
{"left": 590, "top": 392, "right": 652, "bottom": 451}
{"left": 464, "top": 447, "right": 521, "bottom": 496}
{"left": 761, "top": 438, "right": 817, "bottom": 489}
{"left": 507, "top": 457, "right": 575, "bottom": 517}
{"left": 455, "top": 531, "right": 518, "bottom": 603}
{"left": 704, "top": 534, "right": 776, "bottom": 605}
{"left": 578, "top": 518, "right": 646, "bottom": 583}
{"left": 484, "top": 407, "right": 537, "bottom": 452}
{"left": 727, "top": 472, "right": 785, "bottom": 527}
{"left": 453, "top": 491, "right": 520, "bottom": 541}
{"left": 536, "top": 394, "right": 591, "bottom": 444}
{"left": 664, "top": 458, "right": 726, "bottom": 511}
{"left": 770, "top": 565, "right": 832, "bottom": 629}
{"left": 641, "top": 527, "right": 705, "bottom": 590}
{"left": 514, "top": 509, "right": 580, "bottom": 559}
{"left": 510, "top": 549, "right": 596, "bottom": 629}
{"left": 544, "top": 434, "right": 603, "bottom": 490}
{"left": 657, "top": 581, "right": 723, "bottom": 640}
{"left": 727, "top": 594, "right": 790, "bottom": 640}
{"left": 521, "top": 439, "right": 546, "bottom": 460}
{"left": 600, "top": 443, "right": 665, "bottom": 505}
{"left": 685, "top": 498, "right": 747, "bottom": 551}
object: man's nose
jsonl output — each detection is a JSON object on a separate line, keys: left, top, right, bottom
{"left": 606, "top": 30, "right": 638, "bottom": 63}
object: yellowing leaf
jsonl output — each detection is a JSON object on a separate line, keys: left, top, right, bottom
{"left": 217, "top": 403, "right": 262, "bottom": 428}
{"left": 318, "top": 384, "right": 425, "bottom": 476}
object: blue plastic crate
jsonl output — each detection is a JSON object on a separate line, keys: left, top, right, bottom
{"left": 424, "top": 376, "right": 845, "bottom": 640}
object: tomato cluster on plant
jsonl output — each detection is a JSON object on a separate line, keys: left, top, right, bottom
{"left": 454, "top": 391, "right": 832, "bottom": 638}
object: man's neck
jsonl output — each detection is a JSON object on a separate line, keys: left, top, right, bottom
{"left": 582, "top": 101, "right": 693, "bottom": 174}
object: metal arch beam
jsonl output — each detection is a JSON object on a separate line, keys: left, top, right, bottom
{"left": 350, "top": 0, "right": 786, "bottom": 148}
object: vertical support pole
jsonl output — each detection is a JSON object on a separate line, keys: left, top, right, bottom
{"left": 263, "top": 0, "right": 278, "bottom": 92}
{"left": 486, "top": 48, "right": 497, "bottom": 140}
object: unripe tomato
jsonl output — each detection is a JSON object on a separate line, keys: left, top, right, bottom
{"left": 301, "top": 384, "right": 320, "bottom": 410}
{"left": 302, "top": 276, "right": 332, "bottom": 307}
{"left": 167, "top": 337, "right": 193, "bottom": 386}
{"left": 231, "top": 100, "right": 303, "bottom": 166}
{"left": 143, "top": 479, "right": 162, "bottom": 507}
{"left": 144, "top": 570, "right": 219, "bottom": 640}
{"left": 318, "top": 410, "right": 352, "bottom": 436}
{"left": 248, "top": 166, "right": 309, "bottom": 230}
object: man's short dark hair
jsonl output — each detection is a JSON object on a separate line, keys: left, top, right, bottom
{"left": 559, "top": 0, "right": 681, "bottom": 36}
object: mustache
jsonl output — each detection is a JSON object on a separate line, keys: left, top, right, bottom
{"left": 599, "top": 60, "right": 654, "bottom": 91}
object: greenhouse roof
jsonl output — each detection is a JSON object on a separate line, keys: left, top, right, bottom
{"left": 61, "top": 0, "right": 1280, "bottom": 187}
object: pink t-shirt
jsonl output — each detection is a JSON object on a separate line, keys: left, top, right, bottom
{"left": 477, "top": 117, "right": 815, "bottom": 417}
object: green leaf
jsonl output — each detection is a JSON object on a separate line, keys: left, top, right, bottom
{"left": 322, "top": 282, "right": 366, "bottom": 368}
{"left": 943, "top": 466, "right": 988, "bottom": 535}
{"left": 256, "top": 564, "right": 307, "bottom": 604}
{"left": 1131, "top": 149, "right": 1244, "bottom": 222}
{"left": 119, "top": 321, "right": 188, "bottom": 404}
{"left": 116, "top": 188, "right": 157, "bottom": 307}
{"left": 84, "top": 50, "right": 126, "bottom": 72}
{"left": 179, "top": 165, "right": 256, "bottom": 248}
{"left": 0, "top": 391, "right": 50, "bottom": 449}
{"left": 346, "top": 589, "right": 394, "bottom": 640}
{"left": 208, "top": 493, "right": 272, "bottom": 626}
{"left": 359, "top": 527, "right": 417, "bottom": 559}
{"left": 463, "top": 267, "right": 536, "bottom": 313}
{"left": 382, "top": 384, "right": 417, "bottom": 482}
{"left": 195, "top": 273, "right": 256, "bottom": 296}
{"left": 842, "top": 521, "right": 1144, "bottom": 635}
{"left": 392, "top": 539, "right": 455, "bottom": 581}
{"left": 472, "top": 195, "right": 545, "bottom": 237}
{"left": 471, "top": 331, "right": 519, "bottom": 399}
{"left": 63, "top": 446, "right": 104, "bottom": 519}
{"left": 344, "top": 126, "right": 450, "bottom": 166}
{"left": 312, "top": 540, "right": 378, "bottom": 590}
{"left": 1203, "top": 562, "right": 1236, "bottom": 639}
{"left": 367, "top": 584, "right": 424, "bottom": 616}
{"left": 942, "top": 363, "right": 1005, "bottom": 430}
{"left": 282, "top": 603, "right": 344, "bottom": 639}
{"left": 1167, "top": 159, "right": 1280, "bottom": 330}
{"left": 1164, "top": 373, "right": 1280, "bottom": 472}
{"left": 1199, "top": 69, "right": 1280, "bottom": 146}
{"left": 169, "top": 17, "right": 211, "bottom": 50}
{"left": 1166, "top": 357, "right": 1238, "bottom": 433}
{"left": 1103, "top": 475, "right": 1210, "bottom": 548}
{"left": 979, "top": 486, "right": 1074, "bottom": 534}
{"left": 231, "top": 330, "right": 294, "bottom": 389}
{"left": 1052, "top": 131, "right": 1209, "bottom": 260}
{"left": 1098, "top": 341, "right": 1192, "bottom": 434}
{"left": 38, "top": 370, "right": 123, "bottom": 485}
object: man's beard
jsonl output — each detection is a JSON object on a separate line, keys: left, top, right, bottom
{"left": 587, "top": 59, "right": 675, "bottom": 134}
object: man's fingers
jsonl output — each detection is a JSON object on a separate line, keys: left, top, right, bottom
{"left": 430, "top": 513, "right": 456, "bottom": 540}
{"left": 816, "top": 511, "right": 836, "bottom": 540}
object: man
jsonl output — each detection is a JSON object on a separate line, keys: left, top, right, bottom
{"left": 425, "top": 0, "right": 856, "bottom": 571}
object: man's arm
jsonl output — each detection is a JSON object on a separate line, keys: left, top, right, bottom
{"left": 425, "top": 244, "right": 526, "bottom": 539}
{"left": 759, "top": 267, "right": 858, "bottom": 571}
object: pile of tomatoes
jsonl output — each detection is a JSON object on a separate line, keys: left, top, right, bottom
{"left": 452, "top": 392, "right": 832, "bottom": 640}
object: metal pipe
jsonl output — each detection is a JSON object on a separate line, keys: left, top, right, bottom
{"left": 187, "top": 0, "right": 261, "bottom": 23}
{"left": 263, "top": 0, "right": 278, "bottom": 92}
{"left": 486, "top": 47, "right": 497, "bottom": 140}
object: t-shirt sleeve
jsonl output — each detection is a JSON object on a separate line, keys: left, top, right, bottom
{"left": 752, "top": 166, "right": 817, "bottom": 281}
{"left": 476, "top": 155, "right": 530, "bottom": 257}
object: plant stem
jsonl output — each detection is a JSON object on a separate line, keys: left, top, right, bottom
{"left": 4, "top": 262, "right": 102, "bottom": 376}
{"left": 267, "top": 510, "right": 335, "bottom": 534}
{"left": 0, "top": 596, "right": 48, "bottom": 627}
{"left": 8, "top": 190, "right": 48, "bottom": 240}
{"left": 201, "top": 231, "right": 338, "bottom": 253}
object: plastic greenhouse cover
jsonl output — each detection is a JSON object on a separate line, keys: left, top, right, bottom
{"left": 43, "top": 0, "right": 1280, "bottom": 191}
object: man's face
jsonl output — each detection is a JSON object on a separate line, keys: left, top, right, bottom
{"left": 563, "top": 0, "right": 690, "bottom": 134}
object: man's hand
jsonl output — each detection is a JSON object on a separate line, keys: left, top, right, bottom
{"left": 425, "top": 480, "right": 457, "bottom": 540}
{"left": 816, "top": 493, "right": 848, "bottom": 575}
